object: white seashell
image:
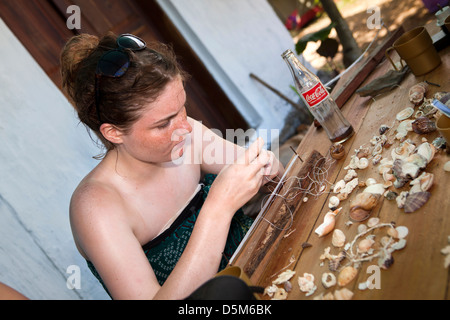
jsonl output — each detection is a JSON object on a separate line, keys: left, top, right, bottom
{"left": 343, "top": 178, "right": 359, "bottom": 194}
{"left": 396, "top": 107, "right": 414, "bottom": 121}
{"left": 333, "top": 180, "right": 346, "bottom": 193}
{"left": 298, "top": 273, "right": 316, "bottom": 293}
{"left": 334, "top": 288, "right": 354, "bottom": 300}
{"left": 329, "top": 196, "right": 340, "bottom": 209}
{"left": 367, "top": 217, "right": 380, "bottom": 228}
{"left": 395, "top": 120, "right": 414, "bottom": 140}
{"left": 357, "top": 157, "right": 369, "bottom": 169}
{"left": 365, "top": 178, "right": 377, "bottom": 186}
{"left": 315, "top": 208, "right": 341, "bottom": 237}
{"left": 416, "top": 142, "right": 435, "bottom": 164}
{"left": 357, "top": 224, "right": 368, "bottom": 234}
{"left": 363, "top": 183, "right": 386, "bottom": 195}
{"left": 396, "top": 191, "right": 409, "bottom": 209}
{"left": 410, "top": 172, "right": 434, "bottom": 193}
{"left": 358, "top": 238, "right": 375, "bottom": 253}
{"left": 344, "top": 169, "right": 358, "bottom": 182}
{"left": 332, "top": 229, "right": 346, "bottom": 248}
{"left": 272, "top": 269, "right": 296, "bottom": 285}
{"left": 321, "top": 272, "right": 337, "bottom": 289}
{"left": 391, "top": 239, "right": 407, "bottom": 251}
{"left": 444, "top": 161, "right": 450, "bottom": 172}
{"left": 272, "top": 288, "right": 288, "bottom": 300}
{"left": 396, "top": 226, "right": 409, "bottom": 239}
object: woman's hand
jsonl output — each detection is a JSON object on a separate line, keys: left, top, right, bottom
{"left": 206, "top": 138, "right": 272, "bottom": 214}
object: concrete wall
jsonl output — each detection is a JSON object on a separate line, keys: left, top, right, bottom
{"left": 157, "top": 0, "right": 314, "bottom": 145}
{"left": 0, "top": 18, "right": 109, "bottom": 300}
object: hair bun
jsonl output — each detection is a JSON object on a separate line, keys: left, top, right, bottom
{"left": 60, "top": 34, "right": 99, "bottom": 97}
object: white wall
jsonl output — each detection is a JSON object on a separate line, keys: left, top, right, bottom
{"left": 0, "top": 18, "right": 109, "bottom": 300}
{"left": 157, "top": 0, "right": 313, "bottom": 146}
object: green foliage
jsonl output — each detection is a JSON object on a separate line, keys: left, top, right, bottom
{"left": 295, "top": 22, "right": 336, "bottom": 54}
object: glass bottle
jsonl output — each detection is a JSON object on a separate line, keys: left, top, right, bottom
{"left": 282, "top": 49, "right": 354, "bottom": 144}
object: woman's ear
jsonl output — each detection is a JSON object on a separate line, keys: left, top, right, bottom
{"left": 99, "top": 123, "right": 124, "bottom": 145}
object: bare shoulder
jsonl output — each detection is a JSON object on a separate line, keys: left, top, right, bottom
{"left": 69, "top": 177, "right": 129, "bottom": 258}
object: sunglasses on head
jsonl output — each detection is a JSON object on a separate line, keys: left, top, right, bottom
{"left": 94, "top": 34, "right": 147, "bottom": 124}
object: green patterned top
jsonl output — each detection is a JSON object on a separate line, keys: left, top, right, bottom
{"left": 86, "top": 174, "right": 253, "bottom": 297}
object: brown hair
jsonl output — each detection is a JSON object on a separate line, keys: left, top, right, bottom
{"left": 61, "top": 32, "right": 187, "bottom": 152}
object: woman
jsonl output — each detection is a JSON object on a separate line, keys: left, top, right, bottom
{"left": 61, "top": 33, "right": 283, "bottom": 300}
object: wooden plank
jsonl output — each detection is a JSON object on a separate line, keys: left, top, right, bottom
{"left": 233, "top": 150, "right": 326, "bottom": 281}
{"left": 234, "top": 42, "right": 450, "bottom": 300}
{"left": 331, "top": 27, "right": 405, "bottom": 108}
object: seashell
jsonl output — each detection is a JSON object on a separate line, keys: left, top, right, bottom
{"left": 315, "top": 208, "right": 341, "bottom": 237}
{"left": 328, "top": 196, "right": 340, "bottom": 210}
{"left": 379, "top": 253, "right": 394, "bottom": 269}
{"left": 357, "top": 224, "right": 368, "bottom": 234}
{"left": 357, "top": 157, "right": 369, "bottom": 169}
{"left": 367, "top": 217, "right": 380, "bottom": 228}
{"left": 403, "top": 191, "right": 431, "bottom": 213}
{"left": 395, "top": 120, "right": 414, "bottom": 140}
{"left": 272, "top": 269, "right": 296, "bottom": 285}
{"left": 328, "top": 251, "right": 346, "bottom": 272}
{"left": 332, "top": 229, "right": 346, "bottom": 248}
{"left": 337, "top": 192, "right": 349, "bottom": 201}
{"left": 365, "top": 178, "right": 377, "bottom": 186}
{"left": 333, "top": 180, "right": 346, "bottom": 193}
{"left": 363, "top": 183, "right": 386, "bottom": 195}
{"left": 350, "top": 208, "right": 371, "bottom": 222}
{"left": 337, "top": 266, "right": 357, "bottom": 286}
{"left": 356, "top": 147, "right": 371, "bottom": 159}
{"left": 284, "top": 280, "right": 292, "bottom": 292}
{"left": 387, "top": 227, "right": 399, "bottom": 238}
{"left": 344, "top": 169, "right": 358, "bottom": 182}
{"left": 351, "top": 192, "right": 380, "bottom": 211}
{"left": 298, "top": 273, "right": 315, "bottom": 293}
{"left": 396, "top": 191, "right": 409, "bottom": 209}
{"left": 412, "top": 117, "right": 437, "bottom": 134}
{"left": 272, "top": 288, "right": 288, "bottom": 300}
{"left": 342, "top": 178, "right": 359, "bottom": 194}
{"left": 410, "top": 172, "right": 434, "bottom": 193}
{"left": 445, "top": 161, "right": 450, "bottom": 172}
{"left": 379, "top": 124, "right": 390, "bottom": 135}
{"left": 372, "top": 154, "right": 382, "bottom": 165}
{"left": 416, "top": 142, "right": 435, "bottom": 164}
{"left": 432, "top": 136, "right": 447, "bottom": 149}
{"left": 391, "top": 238, "right": 407, "bottom": 251}
{"left": 334, "top": 288, "right": 354, "bottom": 300}
{"left": 395, "top": 226, "right": 409, "bottom": 239}
{"left": 396, "top": 107, "right": 414, "bottom": 121}
{"left": 358, "top": 238, "right": 375, "bottom": 253}
{"left": 409, "top": 82, "right": 428, "bottom": 105}
{"left": 391, "top": 140, "right": 416, "bottom": 161}
{"left": 384, "top": 190, "right": 398, "bottom": 201}
{"left": 330, "top": 143, "right": 345, "bottom": 160}
{"left": 321, "top": 272, "right": 337, "bottom": 289}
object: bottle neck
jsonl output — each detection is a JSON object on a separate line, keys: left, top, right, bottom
{"left": 282, "top": 50, "right": 318, "bottom": 92}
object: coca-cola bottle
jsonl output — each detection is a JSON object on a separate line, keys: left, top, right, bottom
{"left": 282, "top": 49, "right": 354, "bottom": 144}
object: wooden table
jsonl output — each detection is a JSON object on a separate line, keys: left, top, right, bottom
{"left": 232, "top": 35, "right": 450, "bottom": 300}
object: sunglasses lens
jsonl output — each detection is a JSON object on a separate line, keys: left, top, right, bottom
{"left": 117, "top": 34, "right": 146, "bottom": 50}
{"left": 96, "top": 50, "right": 130, "bottom": 77}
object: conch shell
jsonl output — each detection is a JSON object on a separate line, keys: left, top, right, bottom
{"left": 315, "top": 208, "right": 342, "bottom": 237}
{"left": 349, "top": 192, "right": 380, "bottom": 222}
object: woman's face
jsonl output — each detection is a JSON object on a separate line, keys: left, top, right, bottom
{"left": 119, "top": 77, "right": 192, "bottom": 164}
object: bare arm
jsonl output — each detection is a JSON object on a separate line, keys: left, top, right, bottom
{"left": 70, "top": 139, "right": 270, "bottom": 300}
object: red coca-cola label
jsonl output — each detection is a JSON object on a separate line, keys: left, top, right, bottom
{"left": 302, "top": 82, "right": 329, "bottom": 107}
